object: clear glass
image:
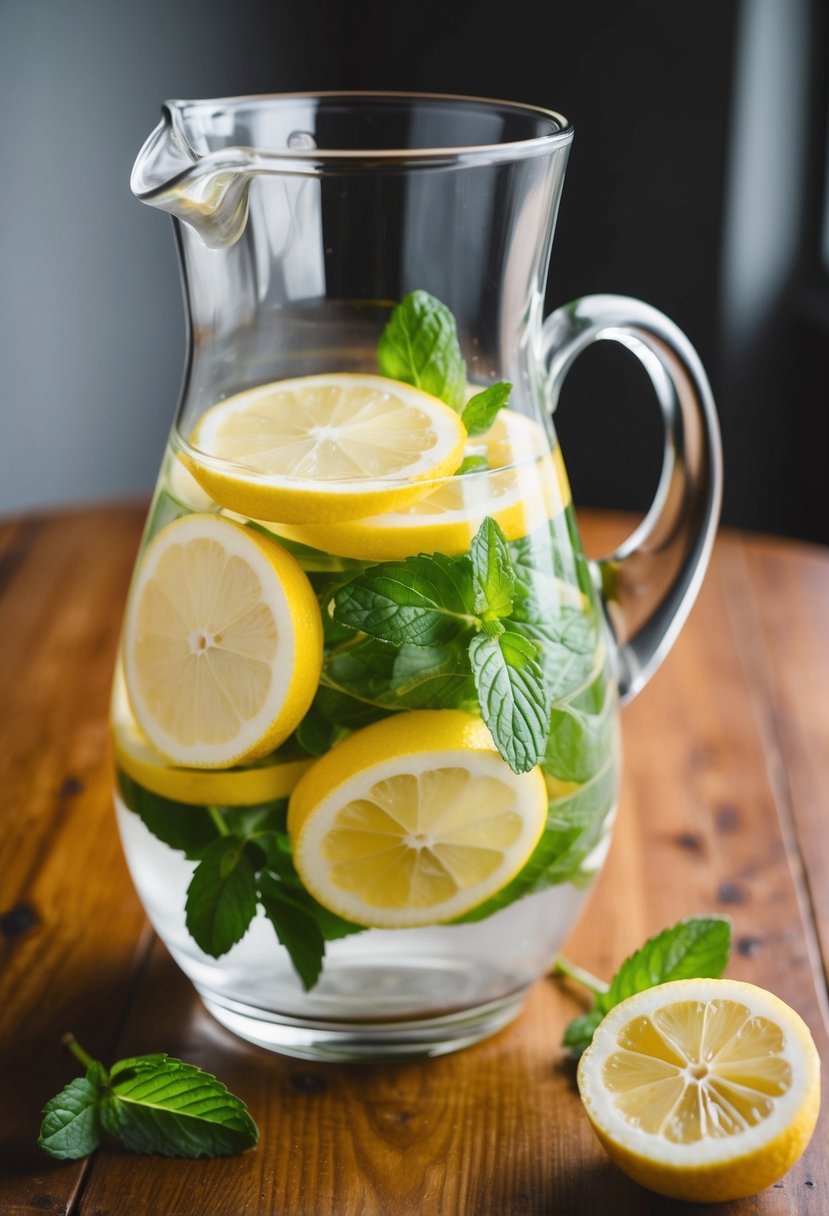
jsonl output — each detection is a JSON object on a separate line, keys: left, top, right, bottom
{"left": 115, "top": 93, "right": 721, "bottom": 1060}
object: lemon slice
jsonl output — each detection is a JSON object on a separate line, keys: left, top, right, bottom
{"left": 287, "top": 710, "right": 547, "bottom": 928}
{"left": 577, "top": 978, "right": 821, "bottom": 1203}
{"left": 112, "top": 668, "right": 311, "bottom": 805}
{"left": 183, "top": 373, "right": 467, "bottom": 524}
{"left": 268, "top": 410, "right": 570, "bottom": 560}
{"left": 123, "top": 513, "right": 323, "bottom": 768}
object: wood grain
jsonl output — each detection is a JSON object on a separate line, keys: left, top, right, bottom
{"left": 0, "top": 505, "right": 827, "bottom": 1215}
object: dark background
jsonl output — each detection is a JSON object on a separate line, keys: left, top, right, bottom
{"left": 2, "top": 0, "right": 827, "bottom": 541}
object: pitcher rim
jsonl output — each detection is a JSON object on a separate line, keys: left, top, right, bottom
{"left": 133, "top": 90, "right": 573, "bottom": 198}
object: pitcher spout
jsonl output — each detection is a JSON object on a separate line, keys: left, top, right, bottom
{"left": 131, "top": 102, "right": 251, "bottom": 249}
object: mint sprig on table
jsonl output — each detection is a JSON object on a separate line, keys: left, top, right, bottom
{"left": 378, "top": 289, "right": 512, "bottom": 450}
{"left": 555, "top": 916, "right": 732, "bottom": 1056}
{"left": 39, "top": 1035, "right": 258, "bottom": 1160}
{"left": 331, "top": 514, "right": 551, "bottom": 773}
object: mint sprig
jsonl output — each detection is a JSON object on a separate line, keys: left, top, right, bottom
{"left": 330, "top": 516, "right": 550, "bottom": 772}
{"left": 377, "top": 291, "right": 511, "bottom": 438}
{"left": 462, "top": 382, "right": 512, "bottom": 436}
{"left": 556, "top": 916, "right": 732, "bottom": 1056}
{"left": 377, "top": 289, "right": 467, "bottom": 412}
{"left": 117, "top": 775, "right": 362, "bottom": 990}
{"left": 39, "top": 1036, "right": 258, "bottom": 1160}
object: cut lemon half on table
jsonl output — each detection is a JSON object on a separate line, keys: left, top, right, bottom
{"left": 577, "top": 977, "right": 821, "bottom": 1204}
{"left": 123, "top": 513, "right": 322, "bottom": 768}
{"left": 287, "top": 710, "right": 547, "bottom": 929}
{"left": 183, "top": 373, "right": 467, "bottom": 524}
{"left": 112, "top": 668, "right": 312, "bottom": 805}
{"left": 269, "top": 409, "right": 570, "bottom": 560}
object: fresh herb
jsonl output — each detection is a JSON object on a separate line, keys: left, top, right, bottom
{"left": 332, "top": 553, "right": 478, "bottom": 646}
{"left": 471, "top": 515, "right": 515, "bottom": 626}
{"left": 455, "top": 454, "right": 490, "bottom": 475}
{"left": 377, "top": 289, "right": 467, "bottom": 412}
{"left": 117, "top": 782, "right": 362, "bottom": 990}
{"left": 330, "top": 516, "right": 550, "bottom": 771}
{"left": 38, "top": 1035, "right": 258, "bottom": 1160}
{"left": 184, "top": 836, "right": 259, "bottom": 957}
{"left": 468, "top": 631, "right": 548, "bottom": 773}
{"left": 462, "top": 382, "right": 512, "bottom": 436}
{"left": 555, "top": 916, "right": 733, "bottom": 1056}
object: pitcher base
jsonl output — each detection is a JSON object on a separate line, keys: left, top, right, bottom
{"left": 198, "top": 987, "right": 528, "bottom": 1061}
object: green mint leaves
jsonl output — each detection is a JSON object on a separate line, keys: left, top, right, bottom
{"left": 184, "top": 836, "right": 259, "bottom": 957}
{"left": 557, "top": 916, "right": 733, "bottom": 1056}
{"left": 331, "top": 516, "right": 550, "bottom": 773}
{"left": 378, "top": 290, "right": 511, "bottom": 440}
{"left": 377, "top": 289, "right": 467, "bottom": 412}
{"left": 333, "top": 553, "right": 478, "bottom": 647}
{"left": 117, "top": 775, "right": 362, "bottom": 991}
{"left": 462, "top": 382, "right": 512, "bottom": 436}
{"left": 39, "top": 1036, "right": 258, "bottom": 1160}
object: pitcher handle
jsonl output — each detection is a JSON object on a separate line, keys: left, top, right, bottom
{"left": 542, "top": 294, "right": 723, "bottom": 703}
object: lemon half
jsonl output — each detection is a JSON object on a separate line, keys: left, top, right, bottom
{"left": 184, "top": 373, "right": 467, "bottom": 524}
{"left": 123, "top": 513, "right": 322, "bottom": 768}
{"left": 287, "top": 710, "right": 547, "bottom": 929}
{"left": 577, "top": 977, "right": 821, "bottom": 1203}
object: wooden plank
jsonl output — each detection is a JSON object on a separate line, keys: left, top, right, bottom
{"left": 0, "top": 506, "right": 150, "bottom": 1216}
{"left": 737, "top": 535, "right": 829, "bottom": 994}
{"left": 74, "top": 517, "right": 829, "bottom": 1215}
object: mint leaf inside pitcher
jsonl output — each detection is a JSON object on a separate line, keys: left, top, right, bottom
{"left": 377, "top": 289, "right": 467, "bottom": 411}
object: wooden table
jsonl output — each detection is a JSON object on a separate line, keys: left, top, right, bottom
{"left": 1, "top": 504, "right": 827, "bottom": 1215}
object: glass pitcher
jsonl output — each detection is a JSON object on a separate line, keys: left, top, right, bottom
{"left": 113, "top": 93, "right": 722, "bottom": 1061}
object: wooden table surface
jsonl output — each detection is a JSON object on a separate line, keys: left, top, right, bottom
{"left": 1, "top": 503, "right": 827, "bottom": 1216}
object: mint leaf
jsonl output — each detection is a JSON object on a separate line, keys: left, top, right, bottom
{"left": 599, "top": 917, "right": 732, "bottom": 1014}
{"left": 544, "top": 704, "right": 614, "bottom": 784}
{"left": 469, "top": 630, "right": 549, "bottom": 773}
{"left": 185, "top": 837, "right": 258, "bottom": 957}
{"left": 559, "top": 916, "right": 732, "bottom": 1055}
{"left": 38, "top": 1074, "right": 102, "bottom": 1160}
{"left": 461, "top": 382, "right": 511, "bottom": 436}
{"left": 562, "top": 1010, "right": 604, "bottom": 1056}
{"left": 117, "top": 771, "right": 218, "bottom": 859}
{"left": 100, "top": 1055, "right": 258, "bottom": 1157}
{"left": 470, "top": 517, "right": 515, "bottom": 622}
{"left": 258, "top": 872, "right": 326, "bottom": 991}
{"left": 333, "top": 553, "right": 477, "bottom": 646}
{"left": 377, "top": 290, "right": 467, "bottom": 411}
{"left": 39, "top": 1038, "right": 258, "bottom": 1160}
{"left": 456, "top": 455, "right": 489, "bottom": 476}
{"left": 324, "top": 636, "right": 477, "bottom": 712}
{"left": 458, "top": 756, "right": 618, "bottom": 921}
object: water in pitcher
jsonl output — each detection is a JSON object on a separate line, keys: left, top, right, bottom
{"left": 112, "top": 342, "right": 619, "bottom": 1057}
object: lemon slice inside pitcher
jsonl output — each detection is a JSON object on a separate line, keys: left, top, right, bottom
{"left": 183, "top": 373, "right": 467, "bottom": 524}
{"left": 123, "top": 513, "right": 323, "bottom": 768}
{"left": 268, "top": 408, "right": 568, "bottom": 560}
{"left": 287, "top": 710, "right": 547, "bottom": 928}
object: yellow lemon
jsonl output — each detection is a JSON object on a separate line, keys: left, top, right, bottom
{"left": 183, "top": 373, "right": 467, "bottom": 524}
{"left": 123, "top": 513, "right": 322, "bottom": 768}
{"left": 577, "top": 977, "right": 821, "bottom": 1203}
{"left": 111, "top": 667, "right": 311, "bottom": 804}
{"left": 287, "top": 710, "right": 547, "bottom": 929}
{"left": 268, "top": 409, "right": 570, "bottom": 560}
